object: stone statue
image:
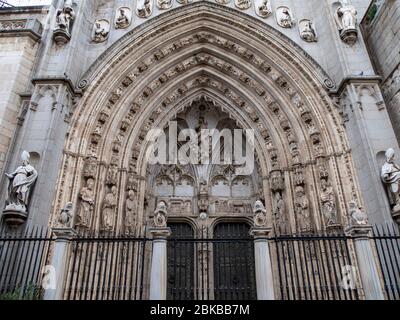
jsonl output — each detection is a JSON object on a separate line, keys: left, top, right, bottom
{"left": 337, "top": 3, "right": 357, "bottom": 31}
{"left": 83, "top": 156, "right": 98, "bottom": 179}
{"left": 55, "top": 5, "right": 75, "bottom": 33}
{"left": 92, "top": 20, "right": 109, "bottom": 43}
{"left": 381, "top": 148, "right": 400, "bottom": 212}
{"left": 255, "top": 0, "right": 272, "bottom": 18}
{"left": 115, "top": 8, "right": 131, "bottom": 29}
{"left": 295, "top": 186, "right": 312, "bottom": 233}
{"left": 349, "top": 200, "right": 368, "bottom": 226}
{"left": 277, "top": 7, "right": 294, "bottom": 29}
{"left": 59, "top": 202, "right": 74, "bottom": 228}
{"left": 335, "top": 2, "right": 358, "bottom": 45}
{"left": 4, "top": 151, "right": 38, "bottom": 218}
{"left": 154, "top": 201, "right": 168, "bottom": 228}
{"left": 137, "top": 0, "right": 153, "bottom": 18}
{"left": 273, "top": 192, "right": 287, "bottom": 234}
{"left": 125, "top": 190, "right": 136, "bottom": 235}
{"left": 102, "top": 186, "right": 118, "bottom": 231}
{"left": 157, "top": 0, "right": 172, "bottom": 10}
{"left": 320, "top": 179, "right": 338, "bottom": 226}
{"left": 253, "top": 200, "right": 267, "bottom": 227}
{"left": 300, "top": 20, "right": 317, "bottom": 42}
{"left": 77, "top": 178, "right": 95, "bottom": 228}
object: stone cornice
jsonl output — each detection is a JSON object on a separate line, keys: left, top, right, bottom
{"left": 331, "top": 75, "right": 382, "bottom": 96}
{"left": 0, "top": 18, "right": 42, "bottom": 42}
{"left": 32, "top": 77, "right": 81, "bottom": 96}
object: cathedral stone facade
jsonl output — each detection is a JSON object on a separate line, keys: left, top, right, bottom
{"left": 0, "top": 0, "right": 399, "bottom": 300}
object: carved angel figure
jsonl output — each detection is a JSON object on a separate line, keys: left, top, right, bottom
{"left": 4, "top": 151, "right": 38, "bottom": 215}
{"left": 253, "top": 200, "right": 267, "bottom": 227}
{"left": 55, "top": 5, "right": 75, "bottom": 32}
{"left": 154, "top": 201, "right": 168, "bottom": 228}
{"left": 256, "top": 0, "right": 272, "bottom": 18}
{"left": 381, "top": 148, "right": 400, "bottom": 212}
{"left": 77, "top": 179, "right": 95, "bottom": 228}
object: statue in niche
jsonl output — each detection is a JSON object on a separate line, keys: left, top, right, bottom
{"left": 253, "top": 200, "right": 267, "bottom": 227}
{"left": 84, "top": 156, "right": 98, "bottom": 179}
{"left": 92, "top": 20, "right": 110, "bottom": 43}
{"left": 115, "top": 8, "right": 131, "bottom": 29}
{"left": 320, "top": 179, "right": 338, "bottom": 226}
{"left": 4, "top": 151, "right": 38, "bottom": 220}
{"left": 299, "top": 19, "right": 317, "bottom": 43}
{"left": 106, "top": 164, "right": 119, "bottom": 186}
{"left": 137, "top": 0, "right": 153, "bottom": 18}
{"left": 154, "top": 201, "right": 168, "bottom": 228}
{"left": 235, "top": 0, "right": 252, "bottom": 10}
{"left": 59, "top": 202, "right": 74, "bottom": 228}
{"left": 270, "top": 170, "right": 284, "bottom": 192}
{"left": 77, "top": 178, "right": 95, "bottom": 228}
{"left": 335, "top": 1, "right": 358, "bottom": 45}
{"left": 273, "top": 192, "right": 287, "bottom": 235}
{"left": 381, "top": 148, "right": 400, "bottom": 213}
{"left": 157, "top": 0, "right": 173, "bottom": 10}
{"left": 102, "top": 186, "right": 118, "bottom": 232}
{"left": 295, "top": 186, "right": 312, "bottom": 233}
{"left": 349, "top": 200, "right": 368, "bottom": 226}
{"left": 276, "top": 7, "right": 295, "bottom": 29}
{"left": 125, "top": 190, "right": 136, "bottom": 235}
{"left": 55, "top": 4, "right": 75, "bottom": 33}
{"left": 255, "top": 0, "right": 272, "bottom": 18}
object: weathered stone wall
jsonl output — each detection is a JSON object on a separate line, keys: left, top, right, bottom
{"left": 363, "top": 0, "right": 400, "bottom": 140}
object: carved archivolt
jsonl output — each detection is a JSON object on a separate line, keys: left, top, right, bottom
{"left": 51, "top": 4, "right": 360, "bottom": 235}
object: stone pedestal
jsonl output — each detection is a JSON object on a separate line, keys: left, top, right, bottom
{"left": 250, "top": 227, "right": 275, "bottom": 300}
{"left": 346, "top": 225, "right": 385, "bottom": 300}
{"left": 43, "top": 228, "right": 77, "bottom": 300}
{"left": 149, "top": 227, "right": 171, "bottom": 300}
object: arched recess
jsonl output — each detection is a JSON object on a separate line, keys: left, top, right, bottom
{"left": 51, "top": 2, "right": 363, "bottom": 237}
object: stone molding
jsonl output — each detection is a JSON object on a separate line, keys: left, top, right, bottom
{"left": 0, "top": 18, "right": 42, "bottom": 42}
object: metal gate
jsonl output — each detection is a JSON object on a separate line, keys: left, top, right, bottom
{"left": 166, "top": 222, "right": 257, "bottom": 301}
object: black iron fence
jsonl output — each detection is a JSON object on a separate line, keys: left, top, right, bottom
{"left": 272, "top": 233, "right": 360, "bottom": 300}
{"left": 0, "top": 224, "right": 399, "bottom": 300}
{"left": 372, "top": 225, "right": 400, "bottom": 300}
{"left": 64, "top": 233, "right": 150, "bottom": 300}
{"left": 0, "top": 227, "right": 53, "bottom": 300}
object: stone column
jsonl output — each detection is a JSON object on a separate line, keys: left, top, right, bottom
{"left": 149, "top": 227, "right": 171, "bottom": 300}
{"left": 43, "top": 227, "right": 77, "bottom": 300}
{"left": 346, "top": 225, "right": 385, "bottom": 300}
{"left": 250, "top": 227, "right": 275, "bottom": 300}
